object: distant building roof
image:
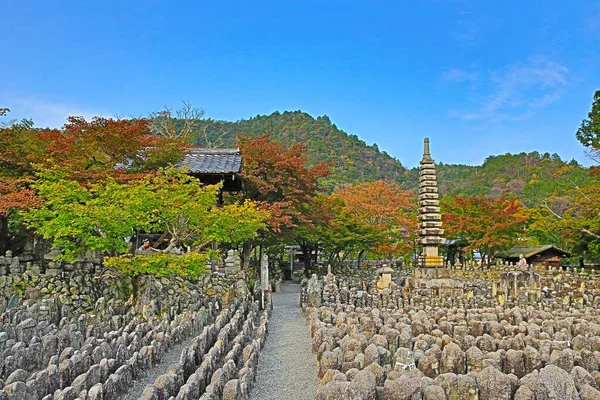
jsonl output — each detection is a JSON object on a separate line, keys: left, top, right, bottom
{"left": 444, "top": 238, "right": 467, "bottom": 246}
{"left": 180, "top": 148, "right": 242, "bottom": 174}
{"left": 498, "top": 245, "right": 571, "bottom": 259}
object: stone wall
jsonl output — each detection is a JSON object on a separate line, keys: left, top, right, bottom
{"left": 311, "top": 262, "right": 408, "bottom": 286}
{"left": 303, "top": 263, "right": 600, "bottom": 312}
{"left": 0, "top": 253, "right": 259, "bottom": 399}
{"left": 0, "top": 249, "right": 251, "bottom": 317}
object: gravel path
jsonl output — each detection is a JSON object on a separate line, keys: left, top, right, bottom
{"left": 250, "top": 280, "right": 318, "bottom": 400}
{"left": 121, "top": 339, "right": 189, "bottom": 400}
{"left": 122, "top": 307, "right": 221, "bottom": 400}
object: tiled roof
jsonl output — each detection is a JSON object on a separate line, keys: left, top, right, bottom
{"left": 498, "top": 245, "right": 571, "bottom": 259}
{"left": 180, "top": 148, "right": 242, "bottom": 174}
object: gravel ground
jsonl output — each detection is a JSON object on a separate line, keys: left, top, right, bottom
{"left": 121, "top": 306, "right": 222, "bottom": 400}
{"left": 121, "top": 339, "right": 189, "bottom": 400}
{"left": 250, "top": 280, "right": 318, "bottom": 400}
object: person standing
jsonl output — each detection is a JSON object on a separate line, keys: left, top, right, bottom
{"left": 137, "top": 239, "right": 151, "bottom": 254}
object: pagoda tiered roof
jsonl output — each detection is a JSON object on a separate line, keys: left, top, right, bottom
{"left": 418, "top": 138, "right": 445, "bottom": 246}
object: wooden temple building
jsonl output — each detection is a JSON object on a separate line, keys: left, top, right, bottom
{"left": 498, "top": 245, "right": 571, "bottom": 270}
{"left": 136, "top": 148, "right": 243, "bottom": 250}
{"left": 181, "top": 148, "right": 243, "bottom": 192}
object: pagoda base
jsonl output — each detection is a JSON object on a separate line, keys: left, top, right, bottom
{"left": 413, "top": 267, "right": 451, "bottom": 279}
{"left": 417, "top": 255, "right": 444, "bottom": 267}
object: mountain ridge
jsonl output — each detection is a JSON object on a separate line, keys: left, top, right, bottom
{"left": 199, "top": 110, "right": 405, "bottom": 191}
{"left": 194, "top": 110, "right": 592, "bottom": 205}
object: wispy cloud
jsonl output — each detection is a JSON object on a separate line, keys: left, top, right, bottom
{"left": 452, "top": 19, "right": 480, "bottom": 45}
{"left": 442, "top": 68, "right": 479, "bottom": 83}
{"left": 447, "top": 56, "right": 568, "bottom": 123}
{"left": 0, "top": 97, "right": 106, "bottom": 128}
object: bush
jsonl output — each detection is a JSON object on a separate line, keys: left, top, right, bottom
{"left": 105, "top": 253, "right": 209, "bottom": 280}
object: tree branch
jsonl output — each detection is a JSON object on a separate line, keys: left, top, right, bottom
{"left": 543, "top": 202, "right": 600, "bottom": 240}
{"left": 542, "top": 202, "right": 564, "bottom": 220}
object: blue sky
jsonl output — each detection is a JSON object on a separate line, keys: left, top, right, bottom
{"left": 1, "top": 1, "right": 599, "bottom": 168}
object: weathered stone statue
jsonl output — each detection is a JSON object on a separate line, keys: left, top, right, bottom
{"left": 376, "top": 265, "right": 394, "bottom": 292}
{"left": 307, "top": 274, "right": 323, "bottom": 307}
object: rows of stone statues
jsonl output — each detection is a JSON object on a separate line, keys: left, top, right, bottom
{"left": 301, "top": 265, "right": 600, "bottom": 399}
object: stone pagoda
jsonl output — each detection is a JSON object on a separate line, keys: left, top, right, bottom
{"left": 416, "top": 138, "right": 448, "bottom": 276}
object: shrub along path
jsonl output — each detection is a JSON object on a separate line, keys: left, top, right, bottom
{"left": 250, "top": 280, "right": 319, "bottom": 400}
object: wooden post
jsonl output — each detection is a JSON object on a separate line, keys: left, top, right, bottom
{"left": 290, "top": 247, "right": 294, "bottom": 279}
{"left": 211, "top": 243, "right": 218, "bottom": 273}
{"left": 261, "top": 254, "right": 269, "bottom": 309}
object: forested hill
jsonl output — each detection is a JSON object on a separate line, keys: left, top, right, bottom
{"left": 197, "top": 111, "right": 405, "bottom": 190}
{"left": 399, "top": 152, "right": 592, "bottom": 207}
{"left": 195, "top": 111, "right": 592, "bottom": 206}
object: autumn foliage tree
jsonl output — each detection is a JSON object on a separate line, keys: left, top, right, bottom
{"left": 442, "top": 195, "right": 528, "bottom": 265}
{"left": 332, "top": 180, "right": 417, "bottom": 262}
{"left": 32, "top": 116, "right": 186, "bottom": 178}
{"left": 237, "top": 133, "right": 330, "bottom": 269}
{"left": 0, "top": 117, "right": 42, "bottom": 253}
{"left": 0, "top": 114, "right": 188, "bottom": 253}
{"left": 316, "top": 195, "right": 382, "bottom": 266}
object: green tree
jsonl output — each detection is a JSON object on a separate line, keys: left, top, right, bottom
{"left": 22, "top": 168, "right": 269, "bottom": 262}
{"left": 316, "top": 195, "right": 383, "bottom": 267}
{"left": 576, "top": 90, "right": 600, "bottom": 167}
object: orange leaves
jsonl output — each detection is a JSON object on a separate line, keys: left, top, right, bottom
{"left": 0, "top": 190, "right": 38, "bottom": 215}
{"left": 238, "top": 133, "right": 331, "bottom": 232}
{"left": 332, "top": 180, "right": 417, "bottom": 258}
{"left": 442, "top": 195, "right": 528, "bottom": 254}
{"left": 34, "top": 116, "right": 183, "bottom": 174}
{"left": 333, "top": 180, "right": 416, "bottom": 231}
{"left": 0, "top": 116, "right": 188, "bottom": 217}
{"left": 0, "top": 178, "right": 39, "bottom": 215}
{"left": 503, "top": 199, "right": 521, "bottom": 213}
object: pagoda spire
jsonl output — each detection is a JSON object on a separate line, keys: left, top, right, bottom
{"left": 422, "top": 137, "right": 433, "bottom": 163}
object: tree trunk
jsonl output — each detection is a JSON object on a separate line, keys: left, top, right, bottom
{"left": 328, "top": 252, "right": 335, "bottom": 268}
{"left": 357, "top": 249, "right": 366, "bottom": 268}
{"left": 132, "top": 274, "right": 154, "bottom": 315}
{"left": 0, "top": 215, "right": 8, "bottom": 255}
{"left": 301, "top": 245, "right": 312, "bottom": 278}
{"left": 241, "top": 242, "right": 253, "bottom": 270}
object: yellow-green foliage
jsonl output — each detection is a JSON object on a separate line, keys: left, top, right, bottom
{"left": 105, "top": 253, "right": 209, "bottom": 280}
{"left": 21, "top": 167, "right": 270, "bottom": 262}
